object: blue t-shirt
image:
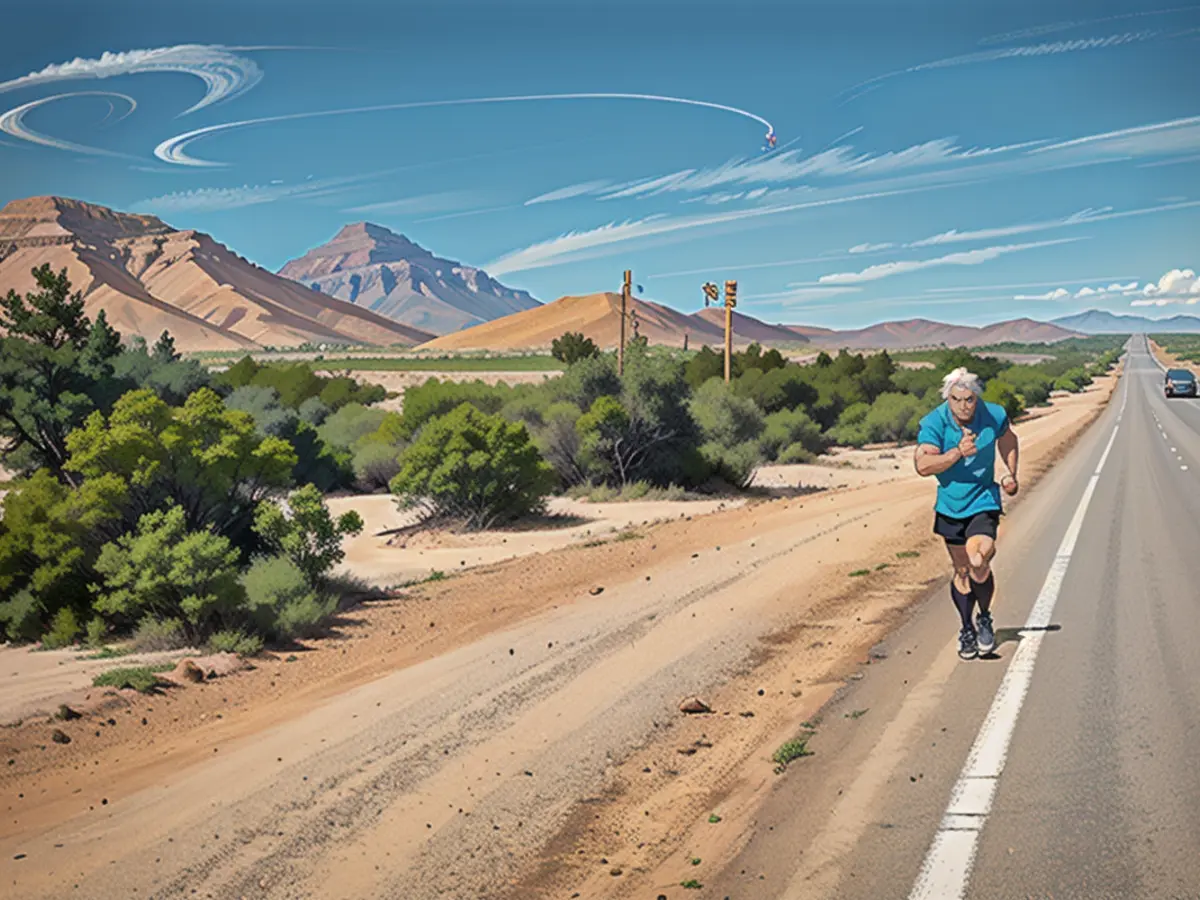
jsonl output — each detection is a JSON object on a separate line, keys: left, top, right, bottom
{"left": 917, "top": 400, "right": 1010, "bottom": 518}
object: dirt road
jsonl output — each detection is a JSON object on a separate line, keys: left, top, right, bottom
{"left": 0, "top": 376, "right": 1116, "bottom": 900}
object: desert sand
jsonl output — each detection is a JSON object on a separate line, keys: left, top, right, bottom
{"left": 0, "top": 373, "right": 1117, "bottom": 900}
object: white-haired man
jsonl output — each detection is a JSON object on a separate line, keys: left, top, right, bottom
{"left": 914, "top": 367, "right": 1019, "bottom": 660}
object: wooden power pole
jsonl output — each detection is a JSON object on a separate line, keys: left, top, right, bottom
{"left": 723, "top": 280, "right": 737, "bottom": 383}
{"left": 618, "top": 269, "right": 631, "bottom": 376}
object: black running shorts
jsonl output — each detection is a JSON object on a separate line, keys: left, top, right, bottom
{"left": 933, "top": 509, "right": 1000, "bottom": 546}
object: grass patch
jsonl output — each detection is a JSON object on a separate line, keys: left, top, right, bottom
{"left": 311, "top": 355, "right": 563, "bottom": 372}
{"left": 772, "top": 735, "right": 814, "bottom": 773}
{"left": 849, "top": 568, "right": 870, "bottom": 577}
{"left": 875, "top": 562, "right": 891, "bottom": 571}
{"left": 614, "top": 529, "right": 644, "bottom": 542}
{"left": 846, "top": 708, "right": 869, "bottom": 719}
{"left": 896, "top": 550, "right": 921, "bottom": 559}
{"left": 681, "top": 879, "right": 703, "bottom": 889}
{"left": 707, "top": 813, "right": 722, "bottom": 824}
{"left": 424, "top": 570, "right": 447, "bottom": 583}
{"left": 690, "top": 857, "right": 702, "bottom": 865}
{"left": 92, "top": 664, "right": 173, "bottom": 693}
{"left": 79, "top": 646, "right": 134, "bottom": 660}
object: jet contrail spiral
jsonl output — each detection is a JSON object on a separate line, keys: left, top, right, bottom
{"left": 0, "top": 91, "right": 139, "bottom": 158}
{"left": 154, "top": 92, "right": 776, "bottom": 167}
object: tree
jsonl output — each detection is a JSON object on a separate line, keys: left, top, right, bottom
{"left": 0, "top": 469, "right": 124, "bottom": 636}
{"left": 390, "top": 403, "right": 555, "bottom": 530}
{"left": 551, "top": 331, "right": 600, "bottom": 365}
{"left": 65, "top": 388, "right": 297, "bottom": 544}
{"left": 93, "top": 504, "right": 244, "bottom": 641}
{"left": 982, "top": 379, "right": 1024, "bottom": 421}
{"left": 253, "top": 484, "right": 363, "bottom": 586}
{"left": 0, "top": 266, "right": 123, "bottom": 481}
{"left": 152, "top": 330, "right": 180, "bottom": 363}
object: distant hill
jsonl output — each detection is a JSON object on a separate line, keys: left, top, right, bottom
{"left": 418, "top": 292, "right": 728, "bottom": 351}
{"left": 778, "top": 317, "right": 1079, "bottom": 350}
{"left": 0, "top": 197, "right": 434, "bottom": 351}
{"left": 278, "top": 223, "right": 540, "bottom": 335}
{"left": 689, "top": 307, "right": 809, "bottom": 345}
{"left": 1050, "top": 309, "right": 1200, "bottom": 334}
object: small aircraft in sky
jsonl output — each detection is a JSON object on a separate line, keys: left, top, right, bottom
{"left": 763, "top": 129, "right": 778, "bottom": 151}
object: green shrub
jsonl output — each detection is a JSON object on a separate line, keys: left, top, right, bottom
{"left": 42, "top": 607, "right": 81, "bottom": 649}
{"left": 759, "top": 408, "right": 823, "bottom": 461}
{"left": 689, "top": 378, "right": 765, "bottom": 450}
{"left": 982, "top": 378, "right": 1025, "bottom": 421}
{"left": 92, "top": 666, "right": 166, "bottom": 693}
{"left": 93, "top": 505, "right": 245, "bottom": 640}
{"left": 0, "top": 589, "right": 42, "bottom": 643}
{"left": 700, "top": 440, "right": 762, "bottom": 489}
{"left": 85, "top": 616, "right": 107, "bottom": 649}
{"left": 352, "top": 442, "right": 402, "bottom": 492}
{"left": 207, "top": 630, "right": 264, "bottom": 656}
{"left": 391, "top": 403, "right": 555, "bottom": 530}
{"left": 253, "top": 485, "right": 364, "bottom": 586}
{"left": 398, "top": 379, "right": 510, "bottom": 441}
{"left": 240, "top": 554, "right": 336, "bottom": 640}
{"left": 777, "top": 442, "right": 815, "bottom": 464}
{"left": 316, "top": 403, "right": 389, "bottom": 453}
{"left": 131, "top": 616, "right": 186, "bottom": 652}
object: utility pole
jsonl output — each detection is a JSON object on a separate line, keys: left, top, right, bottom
{"left": 724, "top": 280, "right": 737, "bottom": 383}
{"left": 618, "top": 269, "right": 631, "bottom": 376}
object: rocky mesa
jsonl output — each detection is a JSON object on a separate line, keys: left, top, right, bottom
{"left": 0, "top": 197, "right": 435, "bottom": 351}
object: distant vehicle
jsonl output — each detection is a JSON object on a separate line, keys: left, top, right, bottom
{"left": 1165, "top": 368, "right": 1197, "bottom": 398}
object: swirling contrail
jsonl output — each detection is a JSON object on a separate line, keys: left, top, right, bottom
{"left": 0, "top": 45, "right": 261, "bottom": 115}
{"left": 154, "top": 93, "right": 776, "bottom": 167}
{"left": 0, "top": 91, "right": 140, "bottom": 158}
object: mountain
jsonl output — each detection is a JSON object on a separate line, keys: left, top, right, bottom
{"left": 1050, "top": 309, "right": 1200, "bottom": 334}
{"left": 777, "top": 317, "right": 1080, "bottom": 350}
{"left": 689, "top": 307, "right": 809, "bottom": 345}
{"left": 277, "top": 223, "right": 541, "bottom": 335}
{"left": 0, "top": 197, "right": 435, "bottom": 351}
{"left": 419, "top": 292, "right": 747, "bottom": 351}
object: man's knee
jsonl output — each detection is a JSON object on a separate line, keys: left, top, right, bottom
{"left": 966, "top": 537, "right": 994, "bottom": 580}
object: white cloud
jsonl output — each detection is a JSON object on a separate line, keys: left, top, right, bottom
{"left": 485, "top": 185, "right": 938, "bottom": 275}
{"left": 816, "top": 238, "right": 1080, "bottom": 285}
{"left": 1012, "top": 267, "right": 1200, "bottom": 305}
{"left": 849, "top": 242, "right": 895, "bottom": 254}
{"left": 524, "top": 180, "right": 613, "bottom": 205}
{"left": 0, "top": 91, "right": 141, "bottom": 158}
{"left": 0, "top": 45, "right": 261, "bottom": 115}
{"left": 1032, "top": 115, "right": 1200, "bottom": 159}
{"left": 344, "top": 190, "right": 479, "bottom": 215}
{"left": 133, "top": 170, "right": 393, "bottom": 213}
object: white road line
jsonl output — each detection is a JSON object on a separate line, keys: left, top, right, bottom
{"left": 908, "top": 374, "right": 1128, "bottom": 900}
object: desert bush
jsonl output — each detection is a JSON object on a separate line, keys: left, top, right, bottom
{"left": 93, "top": 505, "right": 245, "bottom": 641}
{"left": 131, "top": 615, "right": 187, "bottom": 651}
{"left": 397, "top": 379, "right": 510, "bottom": 440}
{"left": 390, "top": 402, "right": 555, "bottom": 530}
{"left": 253, "top": 485, "right": 364, "bottom": 586}
{"left": 0, "top": 590, "right": 41, "bottom": 643}
{"left": 690, "top": 379, "right": 765, "bottom": 450}
{"left": 700, "top": 440, "right": 762, "bottom": 489}
{"left": 352, "top": 442, "right": 402, "bottom": 492}
{"left": 85, "top": 616, "right": 107, "bottom": 649}
{"left": 42, "top": 607, "right": 81, "bottom": 649}
{"left": 759, "top": 408, "right": 823, "bottom": 461}
{"left": 316, "top": 403, "right": 389, "bottom": 453}
{"left": 777, "top": 442, "right": 815, "bottom": 464}
{"left": 207, "top": 630, "right": 264, "bottom": 656}
{"left": 240, "top": 555, "right": 336, "bottom": 641}
{"left": 982, "top": 379, "right": 1025, "bottom": 421}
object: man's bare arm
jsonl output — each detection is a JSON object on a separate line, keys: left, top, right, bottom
{"left": 914, "top": 443, "right": 962, "bottom": 477}
{"left": 997, "top": 424, "right": 1019, "bottom": 481}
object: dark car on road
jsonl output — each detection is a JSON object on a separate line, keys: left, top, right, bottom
{"left": 1165, "top": 368, "right": 1197, "bottom": 398}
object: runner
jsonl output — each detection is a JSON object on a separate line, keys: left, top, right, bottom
{"left": 914, "top": 367, "right": 1020, "bottom": 659}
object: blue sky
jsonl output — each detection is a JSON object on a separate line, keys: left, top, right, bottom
{"left": 2, "top": 0, "right": 1199, "bottom": 328}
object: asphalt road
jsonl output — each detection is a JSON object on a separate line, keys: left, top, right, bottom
{"left": 709, "top": 337, "right": 1200, "bottom": 900}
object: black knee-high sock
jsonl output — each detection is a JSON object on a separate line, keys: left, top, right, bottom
{"left": 951, "top": 581, "right": 976, "bottom": 632}
{"left": 972, "top": 573, "right": 995, "bottom": 614}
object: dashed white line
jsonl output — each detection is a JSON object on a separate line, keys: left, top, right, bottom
{"left": 908, "top": 372, "right": 1128, "bottom": 900}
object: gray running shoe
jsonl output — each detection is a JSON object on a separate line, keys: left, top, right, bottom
{"left": 958, "top": 627, "right": 978, "bottom": 660}
{"left": 976, "top": 611, "right": 996, "bottom": 654}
